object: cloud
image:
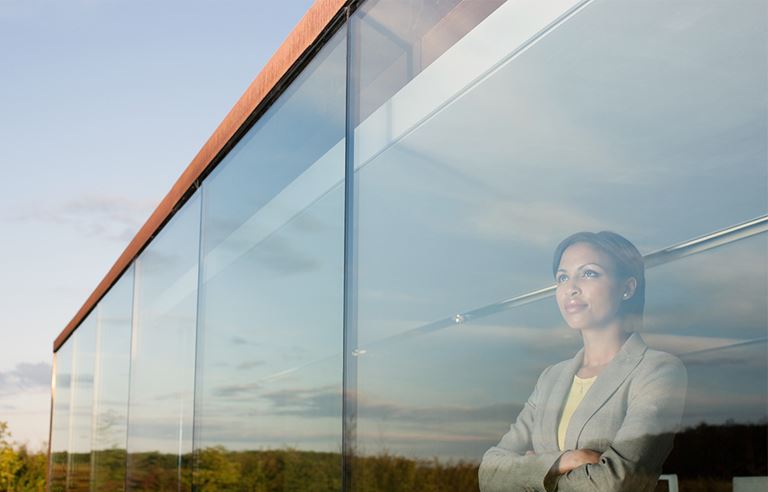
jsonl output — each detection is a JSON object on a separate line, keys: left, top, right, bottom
{"left": 212, "top": 382, "right": 261, "bottom": 398}
{"left": 466, "top": 199, "right": 608, "bottom": 247}
{"left": 357, "top": 397, "right": 522, "bottom": 426}
{"left": 0, "top": 362, "right": 51, "bottom": 395}
{"left": 456, "top": 323, "right": 576, "bottom": 347}
{"left": 257, "top": 385, "right": 522, "bottom": 427}
{"left": 682, "top": 388, "right": 767, "bottom": 425}
{"left": 236, "top": 360, "right": 266, "bottom": 370}
{"left": 247, "top": 237, "right": 321, "bottom": 275}
{"left": 230, "top": 336, "right": 260, "bottom": 346}
{"left": 7, "top": 194, "right": 155, "bottom": 242}
{"left": 150, "top": 390, "right": 191, "bottom": 402}
{"left": 262, "top": 385, "right": 342, "bottom": 419}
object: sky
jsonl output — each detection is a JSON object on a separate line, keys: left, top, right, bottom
{"left": 0, "top": 0, "right": 314, "bottom": 449}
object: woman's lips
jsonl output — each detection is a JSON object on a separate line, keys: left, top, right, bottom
{"left": 564, "top": 301, "right": 587, "bottom": 314}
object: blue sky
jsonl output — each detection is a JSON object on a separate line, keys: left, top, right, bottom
{"left": 0, "top": 0, "right": 314, "bottom": 448}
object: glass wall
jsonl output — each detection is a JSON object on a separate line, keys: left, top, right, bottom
{"left": 125, "top": 193, "right": 201, "bottom": 491}
{"left": 67, "top": 315, "right": 97, "bottom": 492}
{"left": 91, "top": 267, "right": 134, "bottom": 491}
{"left": 48, "top": 1, "right": 767, "bottom": 490}
{"left": 349, "top": 0, "right": 767, "bottom": 490}
{"left": 193, "top": 25, "right": 347, "bottom": 490}
{"left": 49, "top": 340, "right": 73, "bottom": 491}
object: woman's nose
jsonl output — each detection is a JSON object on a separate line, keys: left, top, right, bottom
{"left": 567, "top": 280, "right": 581, "bottom": 296}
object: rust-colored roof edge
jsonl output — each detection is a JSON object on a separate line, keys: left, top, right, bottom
{"left": 54, "top": 0, "right": 350, "bottom": 352}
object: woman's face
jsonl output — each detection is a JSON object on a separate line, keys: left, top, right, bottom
{"left": 555, "top": 242, "right": 633, "bottom": 331}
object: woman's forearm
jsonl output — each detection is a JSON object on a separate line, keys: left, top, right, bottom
{"left": 551, "top": 449, "right": 601, "bottom": 475}
{"left": 479, "top": 446, "right": 564, "bottom": 492}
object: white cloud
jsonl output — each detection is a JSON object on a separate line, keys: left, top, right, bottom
{"left": 6, "top": 194, "right": 156, "bottom": 242}
{"left": 0, "top": 362, "right": 51, "bottom": 395}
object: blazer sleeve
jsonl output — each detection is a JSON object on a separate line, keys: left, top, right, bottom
{"left": 479, "top": 365, "right": 565, "bottom": 492}
{"left": 551, "top": 356, "right": 687, "bottom": 492}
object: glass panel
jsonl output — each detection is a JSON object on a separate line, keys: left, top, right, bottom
{"left": 92, "top": 266, "right": 135, "bottom": 491}
{"left": 126, "top": 193, "right": 201, "bottom": 492}
{"left": 49, "top": 340, "right": 74, "bottom": 492}
{"left": 68, "top": 314, "right": 97, "bottom": 492}
{"left": 193, "top": 27, "right": 347, "bottom": 491}
{"left": 352, "top": 0, "right": 506, "bottom": 124}
{"left": 350, "top": 0, "right": 767, "bottom": 490}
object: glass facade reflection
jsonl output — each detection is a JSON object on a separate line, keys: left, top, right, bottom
{"left": 92, "top": 267, "right": 134, "bottom": 491}
{"left": 126, "top": 192, "right": 201, "bottom": 491}
{"left": 49, "top": 1, "right": 767, "bottom": 491}
{"left": 67, "top": 315, "right": 97, "bottom": 492}
{"left": 193, "top": 26, "right": 347, "bottom": 489}
{"left": 49, "top": 340, "right": 73, "bottom": 491}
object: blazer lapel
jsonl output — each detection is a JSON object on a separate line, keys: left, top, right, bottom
{"left": 541, "top": 349, "right": 583, "bottom": 451}
{"left": 563, "top": 333, "right": 648, "bottom": 450}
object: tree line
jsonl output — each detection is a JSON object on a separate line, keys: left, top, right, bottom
{"left": 0, "top": 422, "right": 46, "bottom": 492}
{"left": 7, "top": 420, "right": 768, "bottom": 491}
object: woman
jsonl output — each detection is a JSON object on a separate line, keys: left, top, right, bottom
{"left": 479, "top": 231, "right": 687, "bottom": 492}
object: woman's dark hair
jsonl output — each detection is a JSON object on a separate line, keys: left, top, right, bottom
{"left": 552, "top": 231, "right": 646, "bottom": 320}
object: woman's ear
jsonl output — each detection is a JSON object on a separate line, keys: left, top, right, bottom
{"left": 622, "top": 277, "right": 637, "bottom": 300}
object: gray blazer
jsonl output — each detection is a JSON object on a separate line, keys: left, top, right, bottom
{"left": 479, "top": 332, "right": 687, "bottom": 492}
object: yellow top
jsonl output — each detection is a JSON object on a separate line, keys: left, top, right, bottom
{"left": 557, "top": 374, "right": 597, "bottom": 451}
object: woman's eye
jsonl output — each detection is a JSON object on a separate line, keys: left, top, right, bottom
{"left": 583, "top": 270, "right": 599, "bottom": 278}
{"left": 556, "top": 274, "right": 568, "bottom": 283}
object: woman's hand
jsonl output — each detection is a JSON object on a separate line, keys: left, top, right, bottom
{"left": 552, "top": 449, "right": 601, "bottom": 474}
